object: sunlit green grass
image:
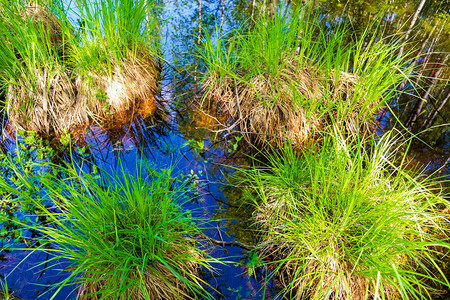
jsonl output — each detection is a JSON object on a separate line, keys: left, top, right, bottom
{"left": 0, "top": 277, "right": 10, "bottom": 300}
{"left": 199, "top": 7, "right": 415, "bottom": 145}
{"left": 0, "top": 155, "right": 216, "bottom": 300}
{"left": 238, "top": 131, "right": 450, "bottom": 299}
{"left": 69, "top": 0, "right": 160, "bottom": 75}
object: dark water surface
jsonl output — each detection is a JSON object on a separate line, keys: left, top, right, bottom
{"left": 1, "top": 0, "right": 449, "bottom": 299}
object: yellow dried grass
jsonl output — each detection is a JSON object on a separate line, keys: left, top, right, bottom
{"left": 76, "top": 50, "right": 162, "bottom": 126}
{"left": 202, "top": 56, "right": 378, "bottom": 147}
{"left": 7, "top": 52, "right": 162, "bottom": 135}
{"left": 7, "top": 68, "right": 88, "bottom": 135}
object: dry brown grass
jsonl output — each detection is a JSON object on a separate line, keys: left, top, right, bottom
{"left": 7, "top": 68, "right": 88, "bottom": 135}
{"left": 76, "top": 50, "right": 162, "bottom": 124}
{"left": 202, "top": 56, "right": 379, "bottom": 147}
{"left": 77, "top": 253, "right": 202, "bottom": 300}
{"left": 4, "top": 5, "right": 162, "bottom": 136}
{"left": 4, "top": 4, "right": 80, "bottom": 135}
{"left": 20, "top": 2, "right": 64, "bottom": 46}
{"left": 258, "top": 242, "right": 399, "bottom": 300}
{"left": 254, "top": 193, "right": 399, "bottom": 300}
{"left": 7, "top": 51, "right": 162, "bottom": 135}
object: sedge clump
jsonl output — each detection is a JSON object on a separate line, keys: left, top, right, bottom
{"left": 0, "top": 157, "right": 216, "bottom": 300}
{"left": 238, "top": 131, "right": 450, "bottom": 299}
{"left": 200, "top": 7, "right": 414, "bottom": 147}
{"left": 0, "top": 0, "right": 162, "bottom": 136}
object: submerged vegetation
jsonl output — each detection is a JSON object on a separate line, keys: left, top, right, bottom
{"left": 238, "top": 132, "right": 450, "bottom": 299}
{"left": 0, "top": 152, "right": 216, "bottom": 300}
{"left": 200, "top": 7, "right": 414, "bottom": 146}
{"left": 0, "top": 0, "right": 162, "bottom": 136}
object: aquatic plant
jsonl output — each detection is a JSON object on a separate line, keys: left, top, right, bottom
{"left": 0, "top": 0, "right": 162, "bottom": 135}
{"left": 238, "top": 131, "right": 450, "bottom": 299}
{"left": 199, "top": 7, "right": 414, "bottom": 146}
{"left": 0, "top": 277, "right": 9, "bottom": 300}
{"left": 0, "top": 155, "right": 216, "bottom": 300}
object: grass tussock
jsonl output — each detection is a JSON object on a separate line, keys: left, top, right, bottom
{"left": 238, "top": 131, "right": 450, "bottom": 299}
{"left": 0, "top": 157, "right": 215, "bottom": 300}
{"left": 76, "top": 49, "right": 161, "bottom": 121}
{"left": 0, "top": 0, "right": 162, "bottom": 135}
{"left": 7, "top": 68, "right": 85, "bottom": 134}
{"left": 200, "top": 8, "right": 413, "bottom": 146}
{"left": 71, "top": 0, "right": 162, "bottom": 125}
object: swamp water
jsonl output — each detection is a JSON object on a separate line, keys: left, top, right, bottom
{"left": 0, "top": 0, "right": 449, "bottom": 299}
